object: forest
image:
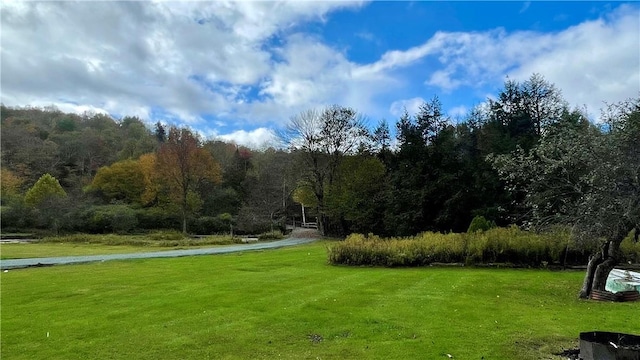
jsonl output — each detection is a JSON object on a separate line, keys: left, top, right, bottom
{"left": 1, "top": 74, "right": 638, "bottom": 241}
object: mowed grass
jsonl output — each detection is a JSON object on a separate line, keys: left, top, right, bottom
{"left": 1, "top": 241, "right": 638, "bottom": 360}
{"left": 0, "top": 233, "right": 237, "bottom": 259}
{"left": 0, "top": 242, "right": 218, "bottom": 259}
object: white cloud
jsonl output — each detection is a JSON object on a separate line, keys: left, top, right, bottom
{"left": 358, "top": 5, "right": 638, "bottom": 117}
{"left": 448, "top": 105, "right": 468, "bottom": 120}
{"left": 0, "top": 1, "right": 367, "bottom": 128}
{"left": 216, "top": 127, "right": 278, "bottom": 149}
{"left": 259, "top": 34, "right": 353, "bottom": 108}
{"left": 427, "top": 69, "right": 462, "bottom": 92}
{"left": 389, "top": 97, "right": 426, "bottom": 117}
{"left": 355, "top": 31, "right": 376, "bottom": 42}
{"left": 353, "top": 36, "right": 443, "bottom": 78}
{"left": 418, "top": 5, "right": 638, "bottom": 115}
{"left": 0, "top": 1, "right": 636, "bottom": 135}
{"left": 519, "top": 1, "right": 531, "bottom": 14}
{"left": 509, "top": 5, "right": 640, "bottom": 115}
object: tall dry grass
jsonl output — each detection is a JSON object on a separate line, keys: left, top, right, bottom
{"left": 329, "top": 227, "right": 640, "bottom": 267}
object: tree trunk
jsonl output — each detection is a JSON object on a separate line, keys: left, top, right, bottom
{"left": 592, "top": 256, "right": 617, "bottom": 292}
{"left": 182, "top": 215, "right": 187, "bottom": 234}
{"left": 182, "top": 191, "right": 188, "bottom": 234}
{"left": 182, "top": 198, "right": 187, "bottom": 234}
{"left": 318, "top": 214, "right": 327, "bottom": 236}
{"left": 579, "top": 251, "right": 603, "bottom": 299}
{"left": 579, "top": 233, "right": 625, "bottom": 299}
{"left": 591, "top": 238, "right": 621, "bottom": 291}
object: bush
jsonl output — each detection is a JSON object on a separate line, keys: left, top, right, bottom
{"left": 258, "top": 230, "right": 284, "bottom": 241}
{"left": 77, "top": 205, "right": 138, "bottom": 234}
{"left": 0, "top": 202, "right": 35, "bottom": 231}
{"left": 197, "top": 235, "right": 237, "bottom": 245}
{"left": 135, "top": 208, "right": 181, "bottom": 231}
{"left": 40, "top": 232, "right": 236, "bottom": 247}
{"left": 147, "top": 230, "right": 186, "bottom": 241}
{"left": 41, "top": 234, "right": 93, "bottom": 244}
{"left": 328, "top": 227, "right": 600, "bottom": 268}
{"left": 188, "top": 216, "right": 227, "bottom": 235}
{"left": 621, "top": 230, "right": 640, "bottom": 264}
{"left": 467, "top": 215, "right": 496, "bottom": 233}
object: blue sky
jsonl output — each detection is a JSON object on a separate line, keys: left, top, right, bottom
{"left": 2, "top": 1, "right": 638, "bottom": 148}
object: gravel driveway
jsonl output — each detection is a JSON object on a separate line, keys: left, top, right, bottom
{"left": 0, "top": 233, "right": 319, "bottom": 270}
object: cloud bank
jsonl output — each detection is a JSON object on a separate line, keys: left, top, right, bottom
{"left": 1, "top": 2, "right": 637, "bottom": 147}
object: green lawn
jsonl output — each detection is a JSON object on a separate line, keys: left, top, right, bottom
{"left": 0, "top": 242, "right": 214, "bottom": 259}
{"left": 1, "top": 241, "right": 637, "bottom": 359}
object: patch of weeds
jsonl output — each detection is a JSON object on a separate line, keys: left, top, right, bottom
{"left": 307, "top": 333, "right": 323, "bottom": 344}
{"left": 258, "top": 230, "right": 284, "bottom": 241}
{"left": 148, "top": 230, "right": 187, "bottom": 241}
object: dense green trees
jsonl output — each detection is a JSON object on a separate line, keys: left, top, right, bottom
{"left": 2, "top": 73, "right": 636, "bottom": 259}
{"left": 492, "top": 98, "right": 640, "bottom": 298}
{"left": 90, "top": 159, "right": 146, "bottom": 204}
{"left": 326, "top": 155, "right": 387, "bottom": 234}
{"left": 23, "top": 173, "right": 68, "bottom": 232}
{"left": 24, "top": 173, "right": 67, "bottom": 207}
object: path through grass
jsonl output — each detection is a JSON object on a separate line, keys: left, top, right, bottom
{"left": 0, "top": 242, "right": 220, "bottom": 259}
{"left": 0, "top": 233, "right": 237, "bottom": 259}
{"left": 1, "top": 241, "right": 637, "bottom": 359}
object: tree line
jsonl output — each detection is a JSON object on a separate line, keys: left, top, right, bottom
{"left": 0, "top": 106, "right": 296, "bottom": 234}
{"left": 2, "top": 74, "right": 638, "bottom": 243}
{"left": 279, "top": 73, "right": 638, "bottom": 299}
{"left": 284, "top": 74, "right": 594, "bottom": 236}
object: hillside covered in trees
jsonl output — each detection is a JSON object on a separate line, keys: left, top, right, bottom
{"left": 1, "top": 74, "right": 637, "bottom": 239}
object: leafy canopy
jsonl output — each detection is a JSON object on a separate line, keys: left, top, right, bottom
{"left": 25, "top": 173, "right": 67, "bottom": 207}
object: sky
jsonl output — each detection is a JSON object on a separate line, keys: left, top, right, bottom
{"left": 1, "top": 1, "right": 639, "bottom": 148}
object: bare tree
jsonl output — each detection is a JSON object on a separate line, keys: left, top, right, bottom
{"left": 279, "top": 105, "right": 369, "bottom": 235}
{"left": 156, "top": 127, "right": 222, "bottom": 233}
{"left": 237, "top": 149, "right": 294, "bottom": 232}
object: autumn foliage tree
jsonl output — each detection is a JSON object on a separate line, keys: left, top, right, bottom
{"left": 156, "top": 127, "right": 222, "bottom": 233}
{"left": 90, "top": 159, "right": 146, "bottom": 204}
{"left": 138, "top": 153, "right": 160, "bottom": 206}
{"left": 1, "top": 167, "right": 24, "bottom": 201}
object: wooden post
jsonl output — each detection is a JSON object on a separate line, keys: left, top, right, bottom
{"left": 301, "top": 203, "right": 306, "bottom": 226}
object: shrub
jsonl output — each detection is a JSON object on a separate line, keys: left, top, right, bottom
{"left": 329, "top": 227, "right": 600, "bottom": 268}
{"left": 188, "top": 216, "right": 227, "bottom": 235}
{"left": 467, "top": 215, "right": 496, "bottom": 233}
{"left": 135, "top": 207, "right": 181, "bottom": 231}
{"left": 258, "top": 230, "right": 284, "bottom": 241}
{"left": 111, "top": 207, "right": 138, "bottom": 234}
{"left": 147, "top": 230, "right": 186, "bottom": 241}
{"left": 0, "top": 202, "right": 35, "bottom": 231}
{"left": 77, "top": 205, "right": 138, "bottom": 234}
{"left": 197, "top": 235, "right": 237, "bottom": 245}
{"left": 621, "top": 230, "right": 640, "bottom": 264}
{"left": 40, "top": 232, "right": 236, "bottom": 247}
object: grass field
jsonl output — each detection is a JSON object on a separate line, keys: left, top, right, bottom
{"left": 0, "top": 242, "right": 217, "bottom": 259}
{"left": 0, "top": 233, "right": 238, "bottom": 259}
{"left": 1, "top": 240, "right": 638, "bottom": 359}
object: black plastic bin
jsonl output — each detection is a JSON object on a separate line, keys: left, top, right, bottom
{"left": 579, "top": 331, "right": 640, "bottom": 360}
